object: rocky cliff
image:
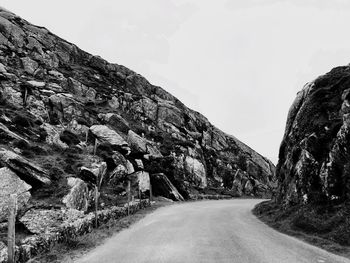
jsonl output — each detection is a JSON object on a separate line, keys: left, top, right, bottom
{"left": 277, "top": 65, "right": 350, "bottom": 206}
{"left": 0, "top": 6, "right": 275, "bottom": 226}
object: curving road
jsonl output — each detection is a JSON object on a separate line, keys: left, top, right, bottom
{"left": 76, "top": 199, "right": 350, "bottom": 263}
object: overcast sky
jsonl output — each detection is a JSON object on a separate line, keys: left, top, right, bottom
{"left": 3, "top": 0, "right": 350, "bottom": 163}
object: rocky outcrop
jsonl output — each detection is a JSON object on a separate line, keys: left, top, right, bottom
{"left": 79, "top": 158, "right": 107, "bottom": 186}
{"left": 136, "top": 171, "right": 150, "bottom": 192}
{"left": 0, "top": 148, "right": 50, "bottom": 187}
{"left": 0, "top": 167, "right": 31, "bottom": 222}
{"left": 276, "top": 66, "right": 350, "bottom": 206}
{"left": 150, "top": 173, "right": 184, "bottom": 201}
{"left": 127, "top": 130, "right": 162, "bottom": 158}
{"left": 0, "top": 7, "right": 274, "bottom": 200}
{"left": 62, "top": 177, "right": 89, "bottom": 211}
{"left": 0, "top": 7, "right": 278, "bottom": 262}
{"left": 90, "top": 125, "right": 127, "bottom": 147}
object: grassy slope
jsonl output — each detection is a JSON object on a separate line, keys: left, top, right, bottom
{"left": 253, "top": 200, "right": 350, "bottom": 258}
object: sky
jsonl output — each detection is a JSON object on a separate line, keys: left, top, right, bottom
{"left": 2, "top": 0, "right": 350, "bottom": 164}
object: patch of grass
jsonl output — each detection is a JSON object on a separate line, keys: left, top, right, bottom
{"left": 253, "top": 200, "right": 350, "bottom": 258}
{"left": 27, "top": 201, "right": 171, "bottom": 263}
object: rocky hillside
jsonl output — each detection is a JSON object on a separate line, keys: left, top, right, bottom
{"left": 276, "top": 65, "right": 350, "bottom": 206}
{"left": 0, "top": 6, "right": 275, "bottom": 225}
{"left": 254, "top": 65, "right": 350, "bottom": 252}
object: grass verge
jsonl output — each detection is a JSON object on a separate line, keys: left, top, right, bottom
{"left": 253, "top": 200, "right": 350, "bottom": 259}
{"left": 27, "top": 200, "right": 172, "bottom": 263}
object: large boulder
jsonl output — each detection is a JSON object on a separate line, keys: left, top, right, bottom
{"left": 136, "top": 171, "right": 150, "bottom": 192}
{"left": 98, "top": 113, "right": 130, "bottom": 134}
{"left": 80, "top": 159, "right": 107, "bottom": 186}
{"left": 157, "top": 101, "right": 184, "bottom": 127}
{"left": 0, "top": 167, "right": 31, "bottom": 222}
{"left": 0, "top": 148, "right": 50, "bottom": 187}
{"left": 41, "top": 123, "right": 68, "bottom": 149}
{"left": 127, "top": 130, "right": 162, "bottom": 158}
{"left": 90, "top": 125, "right": 127, "bottom": 147}
{"left": 150, "top": 173, "right": 184, "bottom": 201}
{"left": 62, "top": 177, "right": 89, "bottom": 211}
{"left": 184, "top": 156, "right": 207, "bottom": 188}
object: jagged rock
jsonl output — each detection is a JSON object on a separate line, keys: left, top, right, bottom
{"left": 26, "top": 95, "right": 47, "bottom": 121}
{"left": 0, "top": 122, "right": 29, "bottom": 143}
{"left": 0, "top": 5, "right": 275, "bottom": 219}
{"left": 276, "top": 66, "right": 350, "bottom": 205}
{"left": 127, "top": 130, "right": 162, "bottom": 158}
{"left": 80, "top": 159, "right": 107, "bottom": 185}
{"left": 0, "top": 148, "right": 50, "bottom": 187}
{"left": 184, "top": 156, "right": 207, "bottom": 188}
{"left": 0, "top": 242, "right": 6, "bottom": 263}
{"left": 26, "top": 80, "right": 45, "bottom": 88}
{"left": 244, "top": 180, "right": 254, "bottom": 195}
{"left": 21, "top": 57, "right": 39, "bottom": 75}
{"left": 126, "top": 160, "right": 134, "bottom": 174}
{"left": 48, "top": 93, "right": 83, "bottom": 122}
{"left": 68, "top": 119, "right": 89, "bottom": 138}
{"left": 135, "top": 159, "right": 144, "bottom": 170}
{"left": 47, "top": 82, "right": 63, "bottom": 92}
{"left": 41, "top": 123, "right": 68, "bottom": 149}
{"left": 90, "top": 125, "right": 127, "bottom": 146}
{"left": 111, "top": 151, "right": 127, "bottom": 168}
{"left": 62, "top": 177, "right": 89, "bottom": 211}
{"left": 1, "top": 86, "right": 22, "bottom": 107}
{"left": 0, "top": 15, "right": 25, "bottom": 47}
{"left": 150, "top": 173, "right": 184, "bottom": 201}
{"left": 157, "top": 101, "right": 184, "bottom": 127}
{"left": 132, "top": 97, "right": 158, "bottom": 121}
{"left": 0, "top": 167, "right": 31, "bottom": 222}
{"left": 0, "top": 63, "right": 6, "bottom": 73}
{"left": 98, "top": 113, "right": 130, "bottom": 134}
{"left": 67, "top": 77, "right": 96, "bottom": 102}
{"left": 136, "top": 171, "right": 150, "bottom": 192}
{"left": 110, "top": 164, "right": 127, "bottom": 182}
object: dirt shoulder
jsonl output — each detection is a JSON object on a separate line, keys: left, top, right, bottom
{"left": 27, "top": 199, "right": 172, "bottom": 263}
{"left": 253, "top": 200, "right": 350, "bottom": 259}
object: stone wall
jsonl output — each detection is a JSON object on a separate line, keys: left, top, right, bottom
{"left": 0, "top": 200, "right": 150, "bottom": 263}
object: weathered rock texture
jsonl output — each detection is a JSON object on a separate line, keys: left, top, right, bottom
{"left": 277, "top": 65, "right": 350, "bottom": 206}
{"left": 0, "top": 5, "right": 274, "bottom": 216}
{"left": 0, "top": 167, "right": 31, "bottom": 221}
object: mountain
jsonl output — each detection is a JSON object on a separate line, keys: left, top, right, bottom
{"left": 0, "top": 6, "right": 275, "bottom": 223}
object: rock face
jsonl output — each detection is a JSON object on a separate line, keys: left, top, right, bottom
{"left": 0, "top": 148, "right": 50, "bottom": 187}
{"left": 0, "top": 5, "right": 274, "bottom": 210}
{"left": 0, "top": 167, "right": 31, "bottom": 222}
{"left": 150, "top": 173, "right": 184, "bottom": 201}
{"left": 276, "top": 66, "right": 350, "bottom": 206}
{"left": 90, "top": 125, "right": 127, "bottom": 147}
{"left": 62, "top": 177, "right": 89, "bottom": 211}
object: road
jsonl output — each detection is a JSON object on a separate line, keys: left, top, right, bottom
{"left": 76, "top": 199, "right": 350, "bottom": 263}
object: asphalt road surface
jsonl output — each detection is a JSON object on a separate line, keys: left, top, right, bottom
{"left": 76, "top": 199, "right": 350, "bottom": 263}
